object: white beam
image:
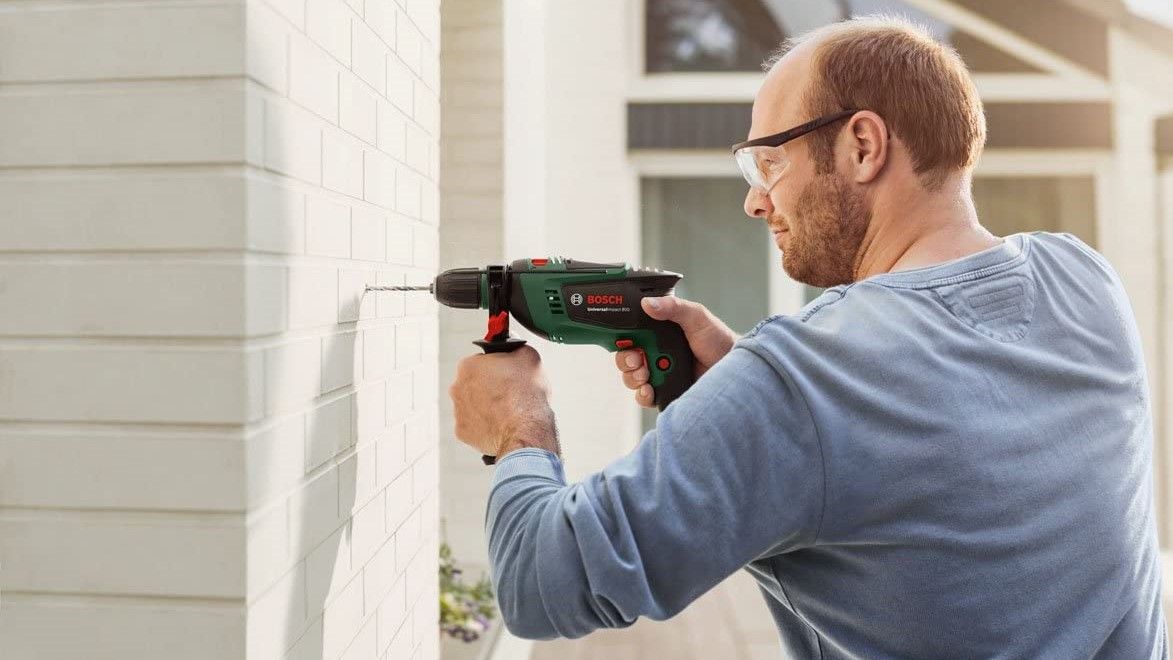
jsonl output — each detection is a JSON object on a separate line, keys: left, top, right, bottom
{"left": 974, "top": 149, "right": 1112, "bottom": 176}
{"left": 898, "top": 0, "right": 1106, "bottom": 82}
{"left": 628, "top": 73, "right": 1111, "bottom": 104}
{"left": 973, "top": 74, "right": 1111, "bottom": 102}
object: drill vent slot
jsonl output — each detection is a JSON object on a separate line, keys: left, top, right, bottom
{"left": 545, "top": 288, "right": 565, "bottom": 315}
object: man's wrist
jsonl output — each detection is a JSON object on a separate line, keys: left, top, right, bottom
{"left": 496, "top": 435, "right": 560, "bottom": 461}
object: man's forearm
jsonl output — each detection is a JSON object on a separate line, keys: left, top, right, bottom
{"left": 494, "top": 404, "right": 561, "bottom": 460}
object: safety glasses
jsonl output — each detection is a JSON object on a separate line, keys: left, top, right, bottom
{"left": 731, "top": 109, "right": 858, "bottom": 193}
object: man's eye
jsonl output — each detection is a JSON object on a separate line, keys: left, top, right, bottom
{"left": 760, "top": 159, "right": 785, "bottom": 172}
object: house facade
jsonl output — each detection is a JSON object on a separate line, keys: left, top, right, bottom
{"left": 437, "top": 1, "right": 1173, "bottom": 658}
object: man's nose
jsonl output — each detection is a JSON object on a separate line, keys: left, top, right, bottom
{"left": 743, "top": 187, "right": 772, "bottom": 219}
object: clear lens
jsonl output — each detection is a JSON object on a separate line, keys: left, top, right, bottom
{"left": 734, "top": 145, "right": 790, "bottom": 193}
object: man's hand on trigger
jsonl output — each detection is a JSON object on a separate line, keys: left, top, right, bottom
{"left": 615, "top": 296, "right": 739, "bottom": 408}
{"left": 448, "top": 345, "right": 560, "bottom": 459}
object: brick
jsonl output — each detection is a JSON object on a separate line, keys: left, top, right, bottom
{"left": 376, "top": 99, "right": 408, "bottom": 159}
{"left": 0, "top": 4, "right": 242, "bottom": 83}
{"left": 411, "top": 582, "right": 439, "bottom": 653}
{"left": 0, "top": 262, "right": 266, "bottom": 337}
{"left": 386, "top": 217, "right": 414, "bottom": 266}
{"left": 247, "top": 2, "right": 288, "bottom": 94}
{"left": 405, "top": 123, "right": 429, "bottom": 173}
{"left": 306, "top": 523, "right": 353, "bottom": 612}
{"left": 290, "top": 35, "right": 340, "bottom": 122}
{"left": 267, "top": 0, "right": 307, "bottom": 28}
{"left": 355, "top": 382, "right": 388, "bottom": 444}
{"left": 387, "top": 371, "right": 414, "bottom": 421}
{"left": 364, "top": 537, "right": 398, "bottom": 613}
{"left": 353, "top": 21, "right": 388, "bottom": 94}
{"left": 288, "top": 266, "right": 338, "bottom": 329}
{"left": 323, "top": 131, "right": 366, "bottom": 198}
{"left": 339, "top": 269, "right": 377, "bottom": 323}
{"left": 375, "top": 271, "right": 407, "bottom": 318}
{"left": 1, "top": 599, "right": 243, "bottom": 660}
{"left": 307, "top": 194, "right": 352, "bottom": 257}
{"left": 248, "top": 265, "right": 288, "bottom": 336}
{"left": 265, "top": 100, "right": 323, "bottom": 184}
{"left": 401, "top": 525, "right": 429, "bottom": 600}
{"left": 247, "top": 176, "right": 306, "bottom": 254}
{"left": 376, "top": 576, "right": 409, "bottom": 655}
{"left": 0, "top": 172, "right": 243, "bottom": 252}
{"left": 0, "top": 432, "right": 243, "bottom": 511}
{"left": 340, "top": 439, "right": 379, "bottom": 511}
{"left": 377, "top": 424, "right": 409, "bottom": 488}
{"left": 289, "top": 467, "right": 342, "bottom": 558}
{"left": 379, "top": 596, "right": 412, "bottom": 659}
{"left": 413, "top": 361, "right": 438, "bottom": 409}
{"left": 395, "top": 323, "right": 421, "bottom": 368}
{"left": 321, "top": 331, "right": 359, "bottom": 393}
{"left": 351, "top": 495, "right": 387, "bottom": 567}
{"left": 386, "top": 55, "right": 414, "bottom": 114}
{"left": 0, "top": 514, "right": 243, "bottom": 597}
{"left": 352, "top": 207, "right": 388, "bottom": 262}
{"left": 246, "top": 564, "right": 306, "bottom": 660}
{"left": 340, "top": 616, "right": 378, "bottom": 660}
{"left": 341, "top": 73, "right": 379, "bottom": 144}
{"left": 403, "top": 414, "right": 430, "bottom": 463}
{"left": 395, "top": 166, "right": 421, "bottom": 218}
{"left": 413, "top": 84, "right": 440, "bottom": 136}
{"left": 0, "top": 346, "right": 253, "bottom": 424}
{"left": 420, "top": 184, "right": 439, "bottom": 224}
{"left": 247, "top": 499, "right": 289, "bottom": 597}
{"left": 306, "top": 395, "right": 355, "bottom": 471}
{"left": 307, "top": 0, "right": 353, "bottom": 66}
{"left": 420, "top": 39, "right": 440, "bottom": 92}
{"left": 395, "top": 9, "right": 423, "bottom": 74}
{"left": 0, "top": 82, "right": 245, "bottom": 167}
{"left": 413, "top": 224, "right": 438, "bottom": 270}
{"left": 284, "top": 618, "right": 324, "bottom": 660}
{"left": 364, "top": 149, "right": 398, "bottom": 209}
{"left": 265, "top": 337, "right": 321, "bottom": 414}
{"left": 406, "top": 0, "right": 439, "bottom": 47}
{"left": 411, "top": 448, "right": 437, "bottom": 505}
{"left": 363, "top": 326, "right": 395, "bottom": 380}
{"left": 247, "top": 415, "right": 306, "bottom": 508}
{"left": 367, "top": 0, "right": 398, "bottom": 49}
{"left": 321, "top": 572, "right": 366, "bottom": 660}
{"left": 384, "top": 472, "right": 414, "bottom": 535}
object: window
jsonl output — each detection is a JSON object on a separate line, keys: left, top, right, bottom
{"left": 645, "top": 0, "right": 1043, "bottom": 73}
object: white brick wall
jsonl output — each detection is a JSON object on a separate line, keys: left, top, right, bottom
{"left": 0, "top": 1, "right": 440, "bottom": 659}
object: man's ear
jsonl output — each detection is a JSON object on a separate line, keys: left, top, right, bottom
{"left": 844, "top": 110, "right": 888, "bottom": 184}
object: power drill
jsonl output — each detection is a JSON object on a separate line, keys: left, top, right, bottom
{"left": 367, "top": 257, "right": 695, "bottom": 465}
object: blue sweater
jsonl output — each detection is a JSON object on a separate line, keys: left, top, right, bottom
{"left": 484, "top": 232, "right": 1167, "bottom": 658}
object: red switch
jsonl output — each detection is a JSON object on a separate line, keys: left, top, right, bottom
{"left": 656, "top": 356, "right": 671, "bottom": 371}
{"left": 531, "top": 258, "right": 549, "bottom": 266}
{"left": 615, "top": 339, "right": 634, "bottom": 349}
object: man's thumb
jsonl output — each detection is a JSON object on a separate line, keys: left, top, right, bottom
{"left": 641, "top": 295, "right": 686, "bottom": 322}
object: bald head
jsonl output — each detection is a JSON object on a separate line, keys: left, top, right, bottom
{"left": 751, "top": 15, "right": 986, "bottom": 191}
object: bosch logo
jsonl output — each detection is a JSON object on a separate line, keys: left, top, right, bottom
{"left": 570, "top": 293, "right": 583, "bottom": 306}
{"left": 587, "top": 294, "right": 625, "bottom": 305}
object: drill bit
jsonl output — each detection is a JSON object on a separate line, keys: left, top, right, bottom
{"left": 365, "top": 284, "right": 433, "bottom": 292}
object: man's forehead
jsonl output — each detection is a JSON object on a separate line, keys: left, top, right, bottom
{"left": 748, "top": 46, "right": 813, "bottom": 139}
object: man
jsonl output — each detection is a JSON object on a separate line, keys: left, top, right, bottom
{"left": 448, "top": 16, "right": 1168, "bottom": 658}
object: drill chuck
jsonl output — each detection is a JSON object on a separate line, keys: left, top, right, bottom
{"left": 433, "top": 268, "right": 483, "bottom": 309}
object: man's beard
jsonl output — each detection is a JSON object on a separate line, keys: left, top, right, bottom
{"left": 780, "top": 173, "right": 870, "bottom": 288}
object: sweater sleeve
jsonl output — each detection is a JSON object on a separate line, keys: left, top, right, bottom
{"left": 483, "top": 341, "right": 826, "bottom": 640}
